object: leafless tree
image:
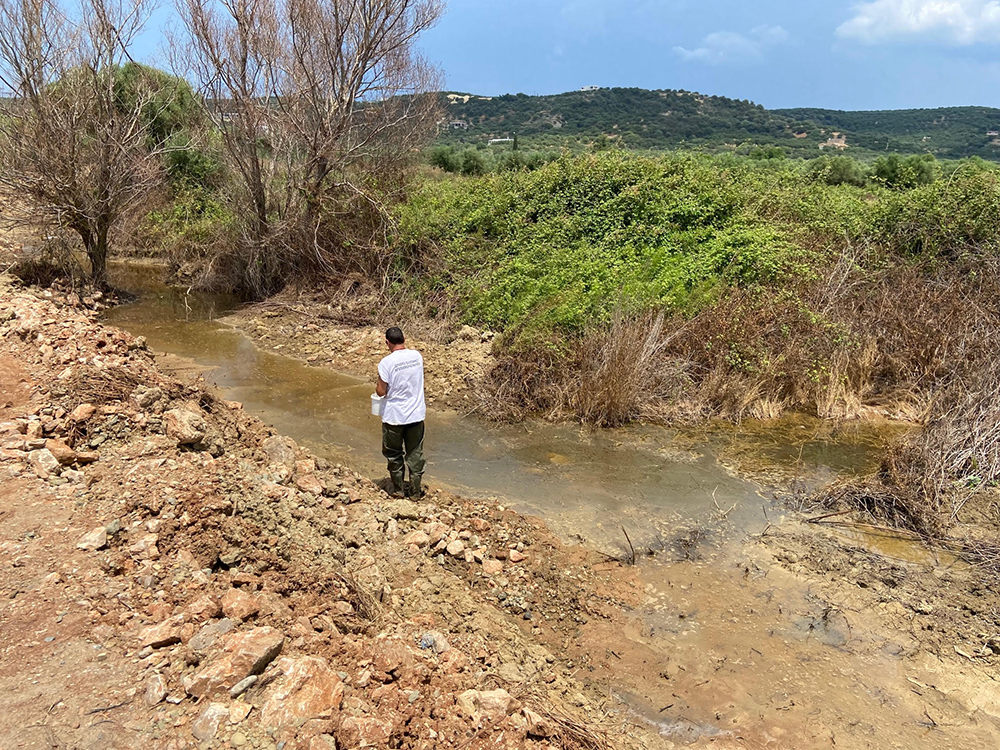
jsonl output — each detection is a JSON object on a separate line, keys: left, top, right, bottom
{"left": 0, "top": 0, "right": 168, "bottom": 287}
{"left": 177, "top": 0, "right": 443, "bottom": 296}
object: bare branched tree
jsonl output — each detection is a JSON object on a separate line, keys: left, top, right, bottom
{"left": 177, "top": 0, "right": 443, "bottom": 296}
{"left": 0, "top": 0, "right": 168, "bottom": 287}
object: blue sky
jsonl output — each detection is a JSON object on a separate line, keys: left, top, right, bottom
{"left": 417, "top": 0, "right": 1000, "bottom": 110}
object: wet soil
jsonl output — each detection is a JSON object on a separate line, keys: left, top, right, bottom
{"left": 2, "top": 270, "right": 1000, "bottom": 749}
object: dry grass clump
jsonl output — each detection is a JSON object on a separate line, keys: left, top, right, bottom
{"left": 64, "top": 366, "right": 143, "bottom": 405}
{"left": 815, "top": 355, "right": 1000, "bottom": 538}
{"left": 477, "top": 313, "right": 695, "bottom": 426}
{"left": 572, "top": 312, "right": 684, "bottom": 427}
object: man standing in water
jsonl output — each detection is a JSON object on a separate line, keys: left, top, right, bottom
{"left": 377, "top": 327, "right": 426, "bottom": 497}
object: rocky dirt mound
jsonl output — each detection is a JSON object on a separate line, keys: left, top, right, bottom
{"left": 0, "top": 275, "right": 659, "bottom": 750}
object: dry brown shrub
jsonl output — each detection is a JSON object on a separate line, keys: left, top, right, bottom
{"left": 476, "top": 313, "right": 695, "bottom": 425}
{"left": 571, "top": 312, "right": 676, "bottom": 427}
{"left": 475, "top": 346, "right": 566, "bottom": 423}
{"left": 815, "top": 354, "right": 1000, "bottom": 537}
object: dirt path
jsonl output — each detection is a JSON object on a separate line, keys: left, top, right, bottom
{"left": 2, "top": 273, "right": 1000, "bottom": 749}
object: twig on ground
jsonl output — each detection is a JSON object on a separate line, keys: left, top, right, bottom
{"left": 621, "top": 526, "right": 636, "bottom": 566}
{"left": 86, "top": 699, "right": 131, "bottom": 714}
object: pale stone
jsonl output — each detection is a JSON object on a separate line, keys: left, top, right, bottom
{"left": 163, "top": 408, "right": 207, "bottom": 445}
{"left": 229, "top": 701, "right": 253, "bottom": 724}
{"left": 69, "top": 403, "right": 97, "bottom": 422}
{"left": 76, "top": 526, "right": 108, "bottom": 551}
{"left": 138, "top": 615, "right": 185, "bottom": 649}
{"left": 222, "top": 588, "right": 260, "bottom": 621}
{"left": 189, "top": 618, "right": 235, "bottom": 654}
{"left": 295, "top": 473, "right": 325, "bottom": 495}
{"left": 27, "top": 448, "right": 60, "bottom": 478}
{"left": 482, "top": 559, "right": 503, "bottom": 576}
{"left": 191, "top": 702, "right": 228, "bottom": 742}
{"left": 44, "top": 438, "right": 77, "bottom": 465}
{"left": 262, "top": 435, "right": 298, "bottom": 468}
{"left": 446, "top": 540, "right": 465, "bottom": 557}
{"left": 259, "top": 656, "right": 344, "bottom": 729}
{"left": 230, "top": 675, "right": 257, "bottom": 698}
{"left": 524, "top": 707, "right": 556, "bottom": 737}
{"left": 185, "top": 595, "right": 222, "bottom": 620}
{"left": 478, "top": 689, "right": 513, "bottom": 715}
{"left": 457, "top": 688, "right": 513, "bottom": 718}
{"left": 336, "top": 716, "right": 392, "bottom": 749}
{"left": 372, "top": 639, "right": 413, "bottom": 676}
{"left": 144, "top": 673, "right": 168, "bottom": 706}
{"left": 401, "top": 530, "right": 430, "bottom": 547}
{"left": 183, "top": 627, "right": 284, "bottom": 699}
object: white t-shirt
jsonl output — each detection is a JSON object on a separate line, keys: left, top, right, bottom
{"left": 377, "top": 348, "right": 426, "bottom": 425}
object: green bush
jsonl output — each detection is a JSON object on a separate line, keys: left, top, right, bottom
{"left": 112, "top": 63, "right": 202, "bottom": 147}
{"left": 807, "top": 155, "right": 867, "bottom": 187}
{"left": 872, "top": 153, "right": 938, "bottom": 189}
{"left": 397, "top": 152, "right": 805, "bottom": 346}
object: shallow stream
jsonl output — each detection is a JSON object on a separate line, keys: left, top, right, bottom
{"left": 103, "top": 262, "right": 895, "bottom": 552}
{"left": 101, "top": 264, "right": 1000, "bottom": 749}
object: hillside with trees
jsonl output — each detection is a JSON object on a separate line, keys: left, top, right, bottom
{"left": 436, "top": 87, "right": 1000, "bottom": 161}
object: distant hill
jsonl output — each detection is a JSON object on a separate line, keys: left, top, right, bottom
{"left": 773, "top": 106, "right": 1000, "bottom": 160}
{"left": 436, "top": 88, "right": 1000, "bottom": 160}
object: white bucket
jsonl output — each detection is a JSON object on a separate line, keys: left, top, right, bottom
{"left": 370, "top": 393, "right": 385, "bottom": 417}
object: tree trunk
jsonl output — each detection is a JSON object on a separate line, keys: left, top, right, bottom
{"left": 88, "top": 228, "right": 109, "bottom": 289}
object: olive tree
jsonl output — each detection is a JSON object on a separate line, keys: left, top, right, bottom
{"left": 0, "top": 0, "right": 171, "bottom": 287}
{"left": 177, "top": 0, "right": 443, "bottom": 296}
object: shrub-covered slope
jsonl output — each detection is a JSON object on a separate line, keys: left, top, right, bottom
{"left": 437, "top": 88, "right": 1000, "bottom": 160}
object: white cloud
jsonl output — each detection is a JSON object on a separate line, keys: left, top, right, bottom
{"left": 838, "top": 0, "right": 1000, "bottom": 44}
{"left": 673, "top": 25, "right": 789, "bottom": 64}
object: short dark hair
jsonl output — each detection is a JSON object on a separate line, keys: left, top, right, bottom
{"left": 386, "top": 327, "right": 405, "bottom": 345}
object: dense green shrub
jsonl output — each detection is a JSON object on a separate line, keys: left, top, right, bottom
{"left": 807, "top": 155, "right": 868, "bottom": 187}
{"left": 398, "top": 152, "right": 806, "bottom": 345}
{"left": 872, "top": 153, "right": 938, "bottom": 189}
{"left": 112, "top": 63, "right": 202, "bottom": 146}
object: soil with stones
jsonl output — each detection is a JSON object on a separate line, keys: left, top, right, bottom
{"left": 0, "top": 274, "right": 654, "bottom": 750}
{"left": 221, "top": 291, "right": 493, "bottom": 414}
{"left": 3, "top": 270, "right": 1000, "bottom": 750}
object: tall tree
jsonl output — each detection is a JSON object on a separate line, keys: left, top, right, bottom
{"left": 0, "top": 0, "right": 169, "bottom": 287}
{"left": 178, "top": 0, "right": 443, "bottom": 297}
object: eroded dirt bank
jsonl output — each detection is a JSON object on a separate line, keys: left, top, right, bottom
{"left": 2, "top": 276, "right": 1000, "bottom": 749}
{"left": 219, "top": 290, "right": 492, "bottom": 413}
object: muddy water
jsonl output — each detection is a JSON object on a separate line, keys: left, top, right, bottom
{"left": 101, "top": 264, "right": 1000, "bottom": 749}
{"left": 103, "top": 262, "right": 895, "bottom": 550}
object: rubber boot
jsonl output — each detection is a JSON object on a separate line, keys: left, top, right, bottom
{"left": 408, "top": 473, "right": 423, "bottom": 499}
{"left": 389, "top": 470, "right": 405, "bottom": 498}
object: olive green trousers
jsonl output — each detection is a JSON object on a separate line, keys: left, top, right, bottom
{"left": 381, "top": 420, "right": 425, "bottom": 495}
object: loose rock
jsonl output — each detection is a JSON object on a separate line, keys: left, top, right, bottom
{"left": 76, "top": 526, "right": 108, "bottom": 551}
{"left": 191, "top": 702, "right": 228, "bottom": 742}
{"left": 163, "top": 408, "right": 207, "bottom": 446}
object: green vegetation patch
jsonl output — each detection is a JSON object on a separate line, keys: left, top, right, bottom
{"left": 398, "top": 153, "right": 804, "bottom": 345}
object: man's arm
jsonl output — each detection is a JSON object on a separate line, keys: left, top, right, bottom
{"left": 376, "top": 376, "right": 388, "bottom": 397}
